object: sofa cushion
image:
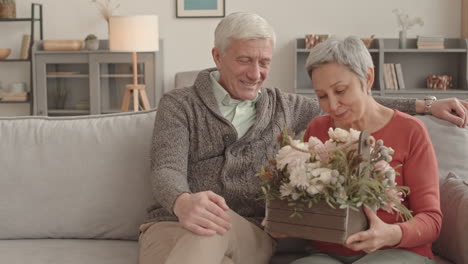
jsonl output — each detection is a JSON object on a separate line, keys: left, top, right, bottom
{"left": 0, "top": 110, "right": 156, "bottom": 240}
{"left": 0, "top": 239, "right": 138, "bottom": 264}
{"left": 415, "top": 115, "right": 468, "bottom": 181}
{"left": 432, "top": 172, "right": 468, "bottom": 264}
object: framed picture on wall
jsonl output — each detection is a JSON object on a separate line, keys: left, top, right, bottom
{"left": 176, "top": 0, "right": 225, "bottom": 18}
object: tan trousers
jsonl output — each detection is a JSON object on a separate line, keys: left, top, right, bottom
{"left": 139, "top": 210, "right": 275, "bottom": 264}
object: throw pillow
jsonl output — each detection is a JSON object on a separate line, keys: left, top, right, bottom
{"left": 432, "top": 172, "right": 468, "bottom": 264}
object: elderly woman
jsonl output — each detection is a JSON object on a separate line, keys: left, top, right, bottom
{"left": 292, "top": 36, "right": 442, "bottom": 264}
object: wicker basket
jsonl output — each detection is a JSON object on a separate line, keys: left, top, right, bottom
{"left": 0, "top": 3, "right": 16, "bottom": 19}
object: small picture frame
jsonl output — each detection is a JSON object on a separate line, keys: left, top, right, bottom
{"left": 176, "top": 0, "right": 225, "bottom": 18}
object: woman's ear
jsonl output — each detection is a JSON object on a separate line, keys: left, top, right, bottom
{"left": 366, "top": 67, "right": 375, "bottom": 94}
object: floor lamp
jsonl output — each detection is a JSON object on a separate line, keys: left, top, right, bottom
{"left": 109, "top": 15, "right": 159, "bottom": 112}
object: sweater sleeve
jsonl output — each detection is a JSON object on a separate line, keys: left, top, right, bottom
{"left": 395, "top": 121, "right": 442, "bottom": 248}
{"left": 280, "top": 91, "right": 323, "bottom": 134}
{"left": 149, "top": 94, "right": 192, "bottom": 213}
{"left": 375, "top": 96, "right": 417, "bottom": 115}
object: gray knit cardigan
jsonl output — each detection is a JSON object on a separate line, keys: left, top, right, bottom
{"left": 148, "top": 68, "right": 416, "bottom": 224}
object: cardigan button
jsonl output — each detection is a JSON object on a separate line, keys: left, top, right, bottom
{"left": 223, "top": 135, "right": 233, "bottom": 144}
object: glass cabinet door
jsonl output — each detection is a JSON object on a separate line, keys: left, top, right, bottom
{"left": 45, "top": 63, "right": 90, "bottom": 115}
{"left": 99, "top": 62, "right": 145, "bottom": 113}
{"left": 93, "top": 52, "right": 155, "bottom": 114}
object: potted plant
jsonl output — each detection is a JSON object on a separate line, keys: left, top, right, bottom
{"left": 0, "top": 0, "right": 16, "bottom": 19}
{"left": 393, "top": 9, "right": 424, "bottom": 49}
{"left": 259, "top": 129, "right": 412, "bottom": 243}
{"left": 84, "top": 34, "right": 99, "bottom": 50}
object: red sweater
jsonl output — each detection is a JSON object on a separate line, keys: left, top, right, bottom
{"left": 303, "top": 110, "right": 442, "bottom": 259}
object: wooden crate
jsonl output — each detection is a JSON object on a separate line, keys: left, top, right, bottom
{"left": 265, "top": 199, "right": 368, "bottom": 243}
{"left": 265, "top": 131, "right": 371, "bottom": 243}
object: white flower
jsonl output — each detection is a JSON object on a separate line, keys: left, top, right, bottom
{"left": 310, "top": 167, "right": 334, "bottom": 184}
{"left": 307, "top": 184, "right": 323, "bottom": 195}
{"left": 392, "top": 9, "right": 424, "bottom": 31}
{"left": 335, "top": 187, "right": 348, "bottom": 201}
{"left": 349, "top": 128, "right": 361, "bottom": 143}
{"left": 279, "top": 183, "right": 295, "bottom": 198}
{"left": 289, "top": 164, "right": 310, "bottom": 189}
{"left": 307, "top": 136, "right": 323, "bottom": 152}
{"left": 328, "top": 127, "right": 349, "bottom": 143}
{"left": 276, "top": 143, "right": 311, "bottom": 171}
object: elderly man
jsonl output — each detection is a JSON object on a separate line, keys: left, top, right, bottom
{"left": 139, "top": 12, "right": 468, "bottom": 264}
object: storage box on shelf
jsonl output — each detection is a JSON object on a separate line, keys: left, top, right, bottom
{"left": 295, "top": 38, "right": 468, "bottom": 100}
{"left": 32, "top": 39, "right": 164, "bottom": 116}
{"left": 0, "top": 3, "right": 43, "bottom": 113}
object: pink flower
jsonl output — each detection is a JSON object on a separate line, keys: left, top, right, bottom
{"left": 374, "top": 160, "right": 390, "bottom": 172}
{"left": 382, "top": 188, "right": 404, "bottom": 213}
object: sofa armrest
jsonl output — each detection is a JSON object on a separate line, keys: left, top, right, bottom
{"left": 433, "top": 172, "right": 468, "bottom": 264}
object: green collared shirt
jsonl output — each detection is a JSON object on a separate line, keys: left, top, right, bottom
{"left": 210, "top": 71, "right": 261, "bottom": 138}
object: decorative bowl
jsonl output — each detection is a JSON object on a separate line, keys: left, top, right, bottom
{"left": 0, "top": 48, "right": 11, "bottom": 60}
{"left": 361, "top": 35, "right": 375, "bottom": 49}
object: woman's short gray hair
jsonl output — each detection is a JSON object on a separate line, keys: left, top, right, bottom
{"left": 214, "top": 12, "right": 276, "bottom": 54}
{"left": 305, "top": 36, "right": 374, "bottom": 86}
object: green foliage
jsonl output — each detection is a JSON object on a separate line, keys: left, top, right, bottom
{"left": 0, "top": 0, "right": 15, "bottom": 4}
{"left": 85, "top": 34, "right": 98, "bottom": 41}
{"left": 258, "top": 129, "right": 413, "bottom": 222}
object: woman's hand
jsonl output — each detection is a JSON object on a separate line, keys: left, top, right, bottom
{"left": 344, "top": 207, "right": 402, "bottom": 253}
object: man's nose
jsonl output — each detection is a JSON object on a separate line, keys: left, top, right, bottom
{"left": 246, "top": 63, "right": 261, "bottom": 81}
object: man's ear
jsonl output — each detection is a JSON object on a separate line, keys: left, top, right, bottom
{"left": 212, "top": 47, "right": 221, "bottom": 68}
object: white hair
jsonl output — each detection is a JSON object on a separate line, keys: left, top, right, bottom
{"left": 214, "top": 12, "right": 276, "bottom": 54}
{"left": 305, "top": 36, "right": 374, "bottom": 87}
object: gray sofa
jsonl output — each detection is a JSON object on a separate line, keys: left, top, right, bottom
{"left": 0, "top": 108, "right": 467, "bottom": 264}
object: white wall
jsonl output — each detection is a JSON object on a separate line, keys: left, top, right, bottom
{"left": 0, "top": 0, "right": 461, "bottom": 116}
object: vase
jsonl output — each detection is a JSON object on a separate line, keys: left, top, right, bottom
{"left": 399, "top": 30, "right": 407, "bottom": 49}
{"left": 85, "top": 39, "right": 99, "bottom": 51}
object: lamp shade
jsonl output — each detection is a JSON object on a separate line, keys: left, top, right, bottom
{"left": 109, "top": 15, "right": 159, "bottom": 52}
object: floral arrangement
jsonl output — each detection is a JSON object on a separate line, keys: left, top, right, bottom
{"left": 91, "top": 0, "right": 120, "bottom": 23}
{"left": 392, "top": 9, "right": 424, "bottom": 32}
{"left": 258, "top": 128, "right": 413, "bottom": 221}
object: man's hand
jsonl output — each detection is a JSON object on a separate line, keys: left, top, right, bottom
{"left": 423, "top": 97, "right": 468, "bottom": 128}
{"left": 344, "top": 207, "right": 402, "bottom": 253}
{"left": 173, "top": 191, "right": 231, "bottom": 236}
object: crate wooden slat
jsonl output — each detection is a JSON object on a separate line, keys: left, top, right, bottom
{"left": 265, "top": 199, "right": 368, "bottom": 243}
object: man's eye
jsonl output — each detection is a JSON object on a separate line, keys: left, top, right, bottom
{"left": 260, "top": 60, "right": 271, "bottom": 67}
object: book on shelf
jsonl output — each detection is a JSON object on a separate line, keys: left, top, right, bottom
{"left": 20, "top": 34, "right": 31, "bottom": 60}
{"left": 390, "top": 64, "right": 398, "bottom": 90}
{"left": 394, "top": 63, "right": 405, "bottom": 89}
{"left": 0, "top": 91, "right": 28, "bottom": 101}
{"left": 383, "top": 63, "right": 406, "bottom": 90}
{"left": 417, "top": 35, "right": 444, "bottom": 49}
{"left": 383, "top": 64, "right": 393, "bottom": 90}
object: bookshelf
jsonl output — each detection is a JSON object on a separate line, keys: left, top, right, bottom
{"left": 295, "top": 38, "right": 468, "bottom": 100}
{"left": 0, "top": 3, "right": 43, "bottom": 114}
